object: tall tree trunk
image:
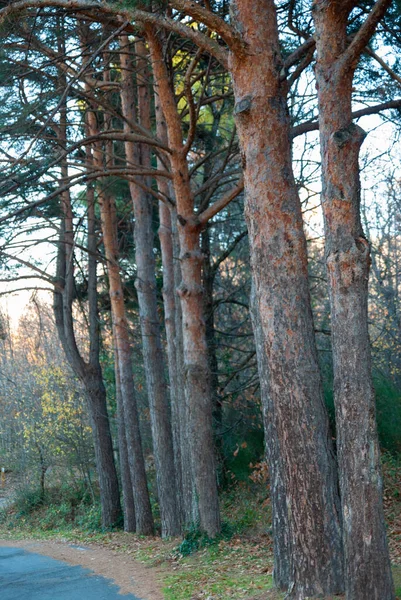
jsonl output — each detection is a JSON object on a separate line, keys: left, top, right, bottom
{"left": 85, "top": 131, "right": 122, "bottom": 531}
{"left": 229, "top": 1, "right": 343, "bottom": 595}
{"left": 249, "top": 284, "right": 291, "bottom": 588}
{"left": 201, "top": 227, "right": 225, "bottom": 486}
{"left": 313, "top": 3, "right": 394, "bottom": 598}
{"left": 97, "top": 186, "right": 154, "bottom": 536}
{"left": 119, "top": 37, "right": 180, "bottom": 536}
{"left": 171, "top": 209, "right": 199, "bottom": 526}
{"left": 154, "top": 84, "right": 196, "bottom": 529}
{"left": 115, "top": 344, "right": 136, "bottom": 532}
{"left": 147, "top": 28, "right": 220, "bottom": 537}
{"left": 158, "top": 199, "right": 184, "bottom": 527}
{"left": 85, "top": 99, "right": 154, "bottom": 535}
{"left": 53, "top": 215, "right": 122, "bottom": 529}
{"left": 53, "top": 65, "right": 121, "bottom": 527}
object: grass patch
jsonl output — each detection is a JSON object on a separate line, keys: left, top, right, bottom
{"left": 163, "top": 557, "right": 274, "bottom": 600}
{"left": 0, "top": 479, "right": 110, "bottom": 541}
{"left": 393, "top": 566, "right": 401, "bottom": 598}
{"left": 1, "top": 463, "right": 401, "bottom": 599}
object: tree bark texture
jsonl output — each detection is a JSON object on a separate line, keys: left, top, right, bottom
{"left": 119, "top": 37, "right": 180, "bottom": 537}
{"left": 171, "top": 208, "right": 199, "bottom": 526}
{"left": 115, "top": 344, "right": 136, "bottom": 532}
{"left": 154, "top": 86, "right": 197, "bottom": 528}
{"left": 313, "top": 3, "right": 394, "bottom": 598}
{"left": 86, "top": 104, "right": 154, "bottom": 536}
{"left": 53, "top": 99, "right": 121, "bottom": 528}
{"left": 229, "top": 1, "right": 343, "bottom": 596}
{"left": 97, "top": 185, "right": 154, "bottom": 536}
{"left": 53, "top": 221, "right": 122, "bottom": 529}
{"left": 250, "top": 284, "right": 291, "bottom": 588}
{"left": 201, "top": 226, "right": 225, "bottom": 486}
{"left": 147, "top": 28, "right": 220, "bottom": 537}
{"left": 158, "top": 199, "right": 184, "bottom": 528}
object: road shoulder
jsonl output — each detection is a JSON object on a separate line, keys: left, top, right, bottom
{"left": 0, "top": 538, "right": 164, "bottom": 600}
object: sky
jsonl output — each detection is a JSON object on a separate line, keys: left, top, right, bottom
{"left": 0, "top": 39, "right": 400, "bottom": 331}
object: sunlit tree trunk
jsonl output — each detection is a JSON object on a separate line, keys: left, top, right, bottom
{"left": 229, "top": 1, "right": 343, "bottom": 595}
{"left": 147, "top": 28, "right": 220, "bottom": 537}
{"left": 313, "top": 2, "right": 394, "bottom": 598}
{"left": 97, "top": 184, "right": 154, "bottom": 536}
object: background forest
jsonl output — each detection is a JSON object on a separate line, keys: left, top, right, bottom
{"left": 0, "top": 1, "right": 400, "bottom": 599}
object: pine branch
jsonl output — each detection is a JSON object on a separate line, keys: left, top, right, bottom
{"left": 339, "top": 0, "right": 392, "bottom": 72}
{"left": 195, "top": 178, "right": 244, "bottom": 226}
{"left": 292, "top": 98, "right": 401, "bottom": 138}
{"left": 168, "top": 0, "right": 246, "bottom": 56}
{"left": 0, "top": 0, "right": 229, "bottom": 67}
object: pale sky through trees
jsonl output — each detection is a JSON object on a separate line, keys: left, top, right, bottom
{"left": 1, "top": 113, "right": 399, "bottom": 327}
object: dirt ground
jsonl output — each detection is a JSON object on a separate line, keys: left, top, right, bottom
{"left": 0, "top": 538, "right": 164, "bottom": 600}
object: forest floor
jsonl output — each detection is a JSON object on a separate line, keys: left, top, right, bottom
{"left": 0, "top": 457, "right": 400, "bottom": 600}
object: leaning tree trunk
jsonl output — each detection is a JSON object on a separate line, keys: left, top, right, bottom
{"left": 147, "top": 28, "right": 220, "bottom": 537}
{"left": 313, "top": 3, "right": 394, "bottom": 598}
{"left": 229, "top": 1, "right": 344, "bottom": 596}
{"left": 52, "top": 82, "right": 121, "bottom": 528}
{"left": 53, "top": 216, "right": 122, "bottom": 529}
{"left": 119, "top": 37, "right": 180, "bottom": 536}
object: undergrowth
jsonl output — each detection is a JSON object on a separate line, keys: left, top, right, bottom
{"left": 0, "top": 456, "right": 400, "bottom": 599}
{"left": 0, "top": 480, "right": 104, "bottom": 536}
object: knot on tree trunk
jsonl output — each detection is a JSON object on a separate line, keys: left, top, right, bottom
{"left": 184, "top": 363, "right": 210, "bottom": 391}
{"left": 177, "top": 281, "right": 204, "bottom": 298}
{"left": 234, "top": 95, "right": 252, "bottom": 116}
{"left": 326, "top": 237, "right": 370, "bottom": 291}
{"left": 180, "top": 249, "right": 204, "bottom": 264}
{"left": 134, "top": 278, "right": 153, "bottom": 293}
{"left": 331, "top": 123, "right": 366, "bottom": 150}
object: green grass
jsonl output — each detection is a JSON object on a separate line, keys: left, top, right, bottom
{"left": 1, "top": 467, "right": 401, "bottom": 600}
{"left": 163, "top": 542, "right": 274, "bottom": 600}
{"left": 393, "top": 566, "right": 401, "bottom": 598}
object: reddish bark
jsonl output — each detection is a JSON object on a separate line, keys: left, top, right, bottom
{"left": 97, "top": 184, "right": 154, "bottom": 536}
{"left": 85, "top": 98, "right": 154, "bottom": 535}
{"left": 229, "top": 1, "right": 344, "bottom": 596}
{"left": 146, "top": 27, "right": 220, "bottom": 537}
{"left": 313, "top": 3, "right": 394, "bottom": 598}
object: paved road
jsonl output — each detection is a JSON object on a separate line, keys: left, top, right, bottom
{"left": 0, "top": 547, "right": 141, "bottom": 599}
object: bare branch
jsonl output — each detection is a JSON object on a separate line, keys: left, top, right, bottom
{"left": 0, "top": 251, "right": 57, "bottom": 287}
{"left": 0, "top": 0, "right": 229, "bottom": 67}
{"left": 283, "top": 38, "right": 315, "bottom": 72}
{"left": 195, "top": 178, "right": 244, "bottom": 226}
{"left": 292, "top": 99, "right": 401, "bottom": 138}
{"left": 211, "top": 230, "right": 247, "bottom": 273}
{"left": 182, "top": 49, "right": 202, "bottom": 156}
{"left": 339, "top": 0, "right": 392, "bottom": 71}
{"left": 168, "top": 0, "right": 245, "bottom": 56}
{"left": 365, "top": 47, "right": 401, "bottom": 87}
